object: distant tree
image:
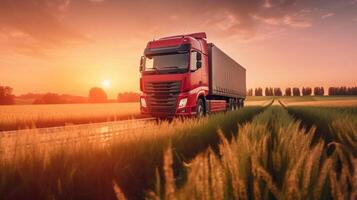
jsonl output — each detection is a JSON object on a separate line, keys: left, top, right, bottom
{"left": 265, "top": 87, "right": 274, "bottom": 96}
{"left": 89, "top": 87, "right": 107, "bottom": 103}
{"left": 350, "top": 87, "right": 357, "bottom": 95}
{"left": 33, "top": 93, "right": 66, "bottom": 104}
{"left": 247, "top": 89, "right": 253, "bottom": 96}
{"left": 117, "top": 92, "right": 140, "bottom": 102}
{"left": 302, "top": 87, "right": 312, "bottom": 96}
{"left": 273, "top": 88, "right": 283, "bottom": 96}
{"left": 314, "top": 87, "right": 324, "bottom": 96}
{"left": 0, "top": 86, "right": 15, "bottom": 105}
{"left": 328, "top": 87, "right": 334, "bottom": 96}
{"left": 264, "top": 88, "right": 269, "bottom": 96}
{"left": 292, "top": 87, "right": 300, "bottom": 96}
{"left": 285, "top": 88, "right": 292, "bottom": 96}
{"left": 254, "top": 87, "right": 263, "bottom": 96}
{"left": 329, "top": 86, "right": 357, "bottom": 96}
{"left": 17, "top": 93, "right": 44, "bottom": 100}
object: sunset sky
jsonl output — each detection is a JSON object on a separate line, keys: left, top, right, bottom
{"left": 1, "top": 0, "right": 356, "bottom": 98}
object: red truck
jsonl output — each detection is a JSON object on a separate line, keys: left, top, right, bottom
{"left": 139, "top": 32, "right": 246, "bottom": 118}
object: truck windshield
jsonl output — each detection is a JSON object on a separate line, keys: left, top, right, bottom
{"left": 145, "top": 53, "right": 189, "bottom": 73}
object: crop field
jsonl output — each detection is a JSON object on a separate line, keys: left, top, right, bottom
{"left": 0, "top": 103, "right": 141, "bottom": 131}
{"left": 0, "top": 100, "right": 271, "bottom": 131}
{"left": 0, "top": 97, "right": 356, "bottom": 200}
{"left": 280, "top": 96, "right": 357, "bottom": 107}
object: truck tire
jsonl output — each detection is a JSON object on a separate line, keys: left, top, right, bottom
{"left": 196, "top": 99, "right": 205, "bottom": 118}
{"left": 234, "top": 99, "right": 239, "bottom": 110}
{"left": 229, "top": 99, "right": 234, "bottom": 111}
{"left": 240, "top": 99, "right": 244, "bottom": 108}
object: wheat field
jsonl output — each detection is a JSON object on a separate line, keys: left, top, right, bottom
{"left": 149, "top": 105, "right": 356, "bottom": 200}
{"left": 0, "top": 98, "right": 356, "bottom": 200}
{"left": 0, "top": 103, "right": 140, "bottom": 131}
{"left": 0, "top": 100, "right": 272, "bottom": 131}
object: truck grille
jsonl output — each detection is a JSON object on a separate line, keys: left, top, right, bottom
{"left": 145, "top": 81, "right": 181, "bottom": 117}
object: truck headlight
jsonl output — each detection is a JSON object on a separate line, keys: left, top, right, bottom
{"left": 140, "top": 97, "right": 147, "bottom": 107}
{"left": 178, "top": 98, "right": 188, "bottom": 108}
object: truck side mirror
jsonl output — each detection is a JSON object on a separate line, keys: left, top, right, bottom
{"left": 196, "top": 61, "right": 202, "bottom": 69}
{"left": 196, "top": 52, "right": 202, "bottom": 61}
{"left": 140, "top": 56, "right": 145, "bottom": 72}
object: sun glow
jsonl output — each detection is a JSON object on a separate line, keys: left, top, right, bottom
{"left": 102, "top": 79, "right": 111, "bottom": 89}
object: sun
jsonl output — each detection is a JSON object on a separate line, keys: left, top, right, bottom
{"left": 102, "top": 79, "right": 111, "bottom": 89}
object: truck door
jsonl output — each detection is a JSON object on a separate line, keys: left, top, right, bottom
{"left": 190, "top": 51, "right": 203, "bottom": 90}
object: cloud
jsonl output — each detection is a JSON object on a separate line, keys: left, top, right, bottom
{"left": 283, "top": 16, "right": 312, "bottom": 28}
{"left": 253, "top": 13, "right": 312, "bottom": 29}
{"left": 0, "top": 0, "right": 88, "bottom": 57}
{"left": 321, "top": 13, "right": 335, "bottom": 19}
{"left": 0, "top": 0, "right": 84, "bottom": 43}
{"left": 119, "top": 0, "right": 313, "bottom": 40}
{"left": 349, "top": 0, "right": 357, "bottom": 5}
{"left": 0, "top": 0, "right": 351, "bottom": 58}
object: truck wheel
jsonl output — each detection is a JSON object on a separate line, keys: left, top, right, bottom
{"left": 196, "top": 99, "right": 205, "bottom": 118}
{"left": 229, "top": 99, "right": 234, "bottom": 111}
{"left": 240, "top": 99, "right": 244, "bottom": 108}
{"left": 237, "top": 99, "right": 241, "bottom": 109}
{"left": 234, "top": 99, "right": 239, "bottom": 110}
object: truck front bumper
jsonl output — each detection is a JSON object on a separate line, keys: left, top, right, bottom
{"left": 140, "top": 92, "right": 197, "bottom": 118}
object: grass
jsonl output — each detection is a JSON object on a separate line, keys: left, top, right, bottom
{"left": 247, "top": 95, "right": 357, "bottom": 102}
{"left": 0, "top": 106, "right": 266, "bottom": 200}
{"left": 245, "top": 96, "right": 273, "bottom": 101}
{"left": 280, "top": 95, "right": 357, "bottom": 102}
{"left": 0, "top": 103, "right": 141, "bottom": 131}
{"left": 150, "top": 106, "right": 356, "bottom": 200}
{"left": 287, "top": 106, "right": 357, "bottom": 152}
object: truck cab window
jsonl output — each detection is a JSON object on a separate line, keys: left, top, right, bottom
{"left": 144, "top": 53, "right": 189, "bottom": 72}
{"left": 190, "top": 51, "right": 198, "bottom": 71}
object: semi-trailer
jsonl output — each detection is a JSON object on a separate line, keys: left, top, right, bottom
{"left": 139, "top": 32, "right": 246, "bottom": 118}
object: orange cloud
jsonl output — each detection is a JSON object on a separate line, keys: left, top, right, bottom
{"left": 321, "top": 13, "right": 335, "bottom": 19}
{"left": 0, "top": 0, "right": 88, "bottom": 57}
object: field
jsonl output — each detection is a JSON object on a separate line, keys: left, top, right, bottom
{"left": 0, "top": 103, "right": 140, "bottom": 131}
{"left": 279, "top": 96, "right": 357, "bottom": 107}
{"left": 0, "top": 100, "right": 272, "bottom": 131}
{"left": 0, "top": 97, "right": 356, "bottom": 200}
{"left": 2, "top": 96, "right": 351, "bottom": 131}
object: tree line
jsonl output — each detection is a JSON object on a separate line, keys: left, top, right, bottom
{"left": 328, "top": 87, "right": 357, "bottom": 95}
{"left": 247, "top": 86, "right": 357, "bottom": 96}
{"left": 0, "top": 86, "right": 141, "bottom": 105}
{"left": 0, "top": 86, "right": 15, "bottom": 105}
{"left": 1, "top": 85, "right": 357, "bottom": 105}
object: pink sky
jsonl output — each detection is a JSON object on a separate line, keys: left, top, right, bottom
{"left": 0, "top": 0, "right": 356, "bottom": 98}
